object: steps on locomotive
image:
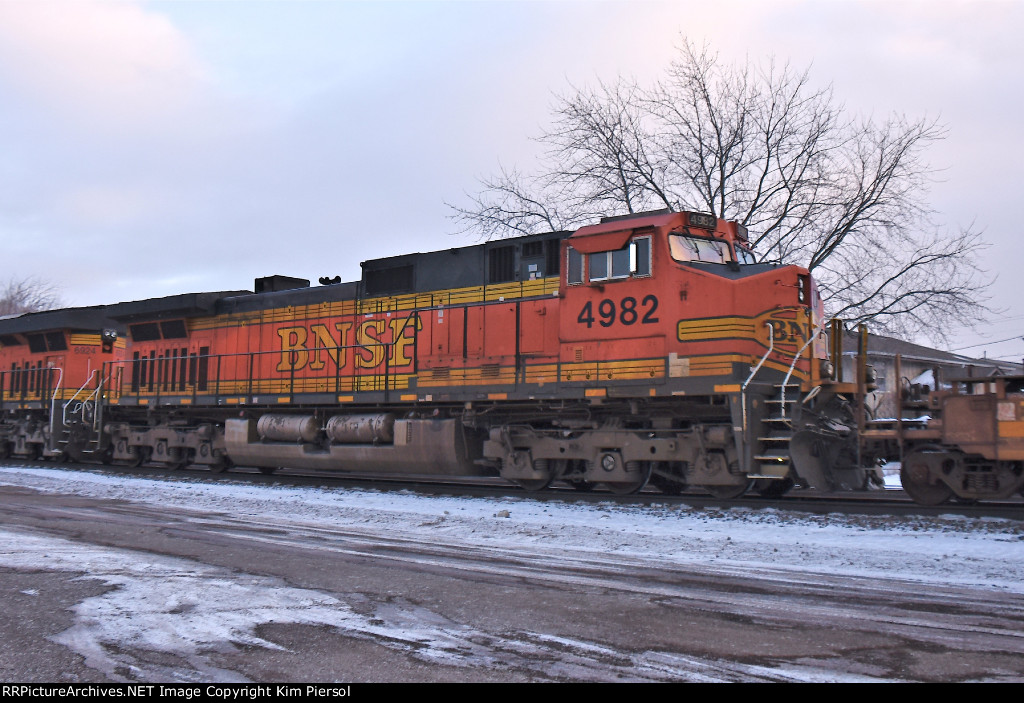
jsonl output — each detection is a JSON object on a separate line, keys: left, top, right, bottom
{"left": 54, "top": 420, "right": 104, "bottom": 459}
{"left": 750, "top": 383, "right": 801, "bottom": 479}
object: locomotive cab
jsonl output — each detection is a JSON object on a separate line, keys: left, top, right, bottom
{"left": 560, "top": 210, "right": 826, "bottom": 394}
{"left": 555, "top": 210, "right": 865, "bottom": 496}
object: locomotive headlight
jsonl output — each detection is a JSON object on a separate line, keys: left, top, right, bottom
{"left": 820, "top": 359, "right": 834, "bottom": 379}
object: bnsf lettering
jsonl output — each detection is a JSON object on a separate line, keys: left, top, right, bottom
{"left": 276, "top": 315, "right": 422, "bottom": 372}
{"left": 765, "top": 319, "right": 806, "bottom": 343}
{"left": 356, "top": 319, "right": 386, "bottom": 368}
{"left": 577, "top": 295, "right": 659, "bottom": 329}
{"left": 308, "top": 323, "right": 354, "bottom": 370}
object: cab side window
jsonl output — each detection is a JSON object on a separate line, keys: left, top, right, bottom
{"left": 582, "top": 236, "right": 652, "bottom": 283}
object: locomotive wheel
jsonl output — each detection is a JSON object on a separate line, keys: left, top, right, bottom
{"left": 604, "top": 462, "right": 653, "bottom": 495}
{"left": 512, "top": 457, "right": 563, "bottom": 491}
{"left": 704, "top": 480, "right": 753, "bottom": 500}
{"left": 900, "top": 451, "right": 953, "bottom": 506}
{"left": 208, "top": 457, "right": 232, "bottom": 473}
{"left": 158, "top": 448, "right": 188, "bottom": 470}
{"left": 128, "top": 447, "right": 152, "bottom": 468}
{"left": 171, "top": 450, "right": 192, "bottom": 470}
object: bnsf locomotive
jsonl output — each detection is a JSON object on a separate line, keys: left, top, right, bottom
{"left": 1, "top": 210, "right": 893, "bottom": 497}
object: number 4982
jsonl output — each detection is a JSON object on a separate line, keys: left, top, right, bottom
{"left": 577, "top": 295, "right": 659, "bottom": 328}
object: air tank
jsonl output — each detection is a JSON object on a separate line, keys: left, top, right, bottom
{"left": 325, "top": 413, "right": 396, "bottom": 444}
{"left": 256, "top": 414, "right": 320, "bottom": 443}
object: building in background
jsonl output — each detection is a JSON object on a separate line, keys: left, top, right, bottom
{"left": 842, "top": 332, "right": 1022, "bottom": 419}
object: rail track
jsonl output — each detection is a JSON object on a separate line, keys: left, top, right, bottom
{"left": 3, "top": 457, "right": 1022, "bottom": 522}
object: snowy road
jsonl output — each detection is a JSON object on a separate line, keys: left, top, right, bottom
{"left": 1, "top": 465, "right": 1023, "bottom": 682}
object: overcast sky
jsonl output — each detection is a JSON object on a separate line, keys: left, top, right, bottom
{"left": 0, "top": 0, "right": 1021, "bottom": 360}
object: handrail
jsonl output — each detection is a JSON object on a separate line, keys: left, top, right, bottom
{"left": 48, "top": 367, "right": 64, "bottom": 404}
{"left": 111, "top": 340, "right": 404, "bottom": 402}
{"left": 85, "top": 374, "right": 109, "bottom": 430}
{"left": 46, "top": 367, "right": 65, "bottom": 455}
{"left": 779, "top": 324, "right": 823, "bottom": 419}
{"left": 741, "top": 322, "right": 774, "bottom": 438}
{"left": 743, "top": 322, "right": 774, "bottom": 392}
{"left": 62, "top": 370, "right": 98, "bottom": 426}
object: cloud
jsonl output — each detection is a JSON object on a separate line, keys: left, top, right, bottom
{"left": 57, "top": 182, "right": 163, "bottom": 227}
{"left": 0, "top": 0, "right": 207, "bottom": 130}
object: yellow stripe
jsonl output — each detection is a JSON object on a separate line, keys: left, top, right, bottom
{"left": 677, "top": 318, "right": 754, "bottom": 341}
{"left": 677, "top": 309, "right": 812, "bottom": 351}
{"left": 189, "top": 277, "right": 561, "bottom": 331}
{"left": 561, "top": 359, "right": 664, "bottom": 383}
{"left": 418, "top": 366, "right": 517, "bottom": 386}
{"left": 154, "top": 374, "right": 415, "bottom": 395}
{"left": 524, "top": 364, "right": 559, "bottom": 385}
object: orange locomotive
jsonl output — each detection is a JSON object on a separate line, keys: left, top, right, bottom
{"left": 0, "top": 307, "right": 125, "bottom": 459}
{"left": 0, "top": 210, "right": 881, "bottom": 496}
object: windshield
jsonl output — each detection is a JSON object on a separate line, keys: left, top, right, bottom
{"left": 734, "top": 245, "right": 757, "bottom": 264}
{"left": 668, "top": 234, "right": 732, "bottom": 264}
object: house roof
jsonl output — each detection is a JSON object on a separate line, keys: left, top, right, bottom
{"left": 843, "top": 331, "right": 1022, "bottom": 375}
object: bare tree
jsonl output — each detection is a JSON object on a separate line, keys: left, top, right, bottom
{"left": 450, "top": 40, "right": 989, "bottom": 342}
{"left": 0, "top": 276, "right": 63, "bottom": 316}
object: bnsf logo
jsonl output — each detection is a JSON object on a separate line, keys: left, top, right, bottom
{"left": 275, "top": 316, "right": 422, "bottom": 372}
{"left": 764, "top": 318, "right": 807, "bottom": 343}
{"left": 676, "top": 309, "right": 809, "bottom": 346}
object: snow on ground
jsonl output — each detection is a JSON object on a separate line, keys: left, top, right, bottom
{"left": 2, "top": 464, "right": 1018, "bottom": 592}
{"left": 0, "top": 464, "right": 1022, "bottom": 682}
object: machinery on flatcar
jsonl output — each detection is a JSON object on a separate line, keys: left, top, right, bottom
{"left": 863, "top": 360, "right": 1024, "bottom": 505}
{"left": 2, "top": 210, "right": 895, "bottom": 497}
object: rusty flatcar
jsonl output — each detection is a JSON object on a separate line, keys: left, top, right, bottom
{"left": 868, "top": 364, "right": 1024, "bottom": 505}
